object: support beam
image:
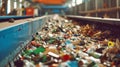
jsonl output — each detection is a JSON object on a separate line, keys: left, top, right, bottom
{"left": 75, "top": 0, "right": 77, "bottom": 15}
{"left": 117, "top": 0, "right": 119, "bottom": 18}
{"left": 95, "top": 0, "right": 98, "bottom": 17}
{"left": 85, "top": 1, "right": 87, "bottom": 11}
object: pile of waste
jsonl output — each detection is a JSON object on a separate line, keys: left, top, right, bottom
{"left": 14, "top": 15, "right": 120, "bottom": 67}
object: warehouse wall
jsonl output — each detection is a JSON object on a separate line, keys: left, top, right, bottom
{"left": 68, "top": 0, "right": 120, "bottom": 19}
{"left": 8, "top": 0, "right": 22, "bottom": 15}
{"left": 87, "top": 0, "right": 95, "bottom": 10}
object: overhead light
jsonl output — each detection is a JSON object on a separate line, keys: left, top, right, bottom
{"left": 76, "top": 0, "right": 83, "bottom": 5}
{"left": 68, "top": 4, "right": 72, "bottom": 8}
{"left": 68, "top": 0, "right": 83, "bottom": 8}
{"left": 20, "top": 0, "right": 22, "bottom": 2}
{"left": 7, "top": 0, "right": 11, "bottom": 14}
{"left": 72, "top": 0, "right": 76, "bottom": 3}
{"left": 14, "top": 2, "right": 17, "bottom": 9}
{"left": 72, "top": 3, "right": 75, "bottom": 7}
{"left": 71, "top": 0, "right": 83, "bottom": 5}
{"left": 20, "top": 4, "right": 22, "bottom": 8}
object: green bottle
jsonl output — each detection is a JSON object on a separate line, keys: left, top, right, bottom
{"left": 42, "top": 55, "right": 47, "bottom": 62}
{"left": 88, "top": 61, "right": 97, "bottom": 67}
{"left": 48, "top": 37, "right": 56, "bottom": 44}
{"left": 89, "top": 52, "right": 101, "bottom": 59}
{"left": 52, "top": 29, "right": 56, "bottom": 33}
{"left": 22, "top": 49, "right": 33, "bottom": 56}
{"left": 21, "top": 49, "right": 33, "bottom": 59}
{"left": 33, "top": 46, "right": 45, "bottom": 55}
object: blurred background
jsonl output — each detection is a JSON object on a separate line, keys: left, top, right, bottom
{"left": 0, "top": 0, "right": 119, "bottom": 18}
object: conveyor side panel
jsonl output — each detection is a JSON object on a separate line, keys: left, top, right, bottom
{"left": 0, "top": 16, "right": 47, "bottom": 67}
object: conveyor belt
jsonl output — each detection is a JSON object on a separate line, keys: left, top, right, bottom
{"left": 65, "top": 15, "right": 120, "bottom": 39}
{"left": 0, "top": 15, "right": 120, "bottom": 67}
{"left": 66, "top": 15, "right": 120, "bottom": 25}
{"left": 12, "top": 15, "right": 120, "bottom": 67}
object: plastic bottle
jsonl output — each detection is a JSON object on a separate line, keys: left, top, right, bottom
{"left": 88, "top": 61, "right": 97, "bottom": 67}
{"left": 89, "top": 52, "right": 101, "bottom": 59}
{"left": 65, "top": 40, "right": 75, "bottom": 49}
{"left": 23, "top": 60, "right": 35, "bottom": 67}
{"left": 33, "top": 46, "right": 45, "bottom": 55}
{"left": 67, "top": 60, "right": 78, "bottom": 67}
